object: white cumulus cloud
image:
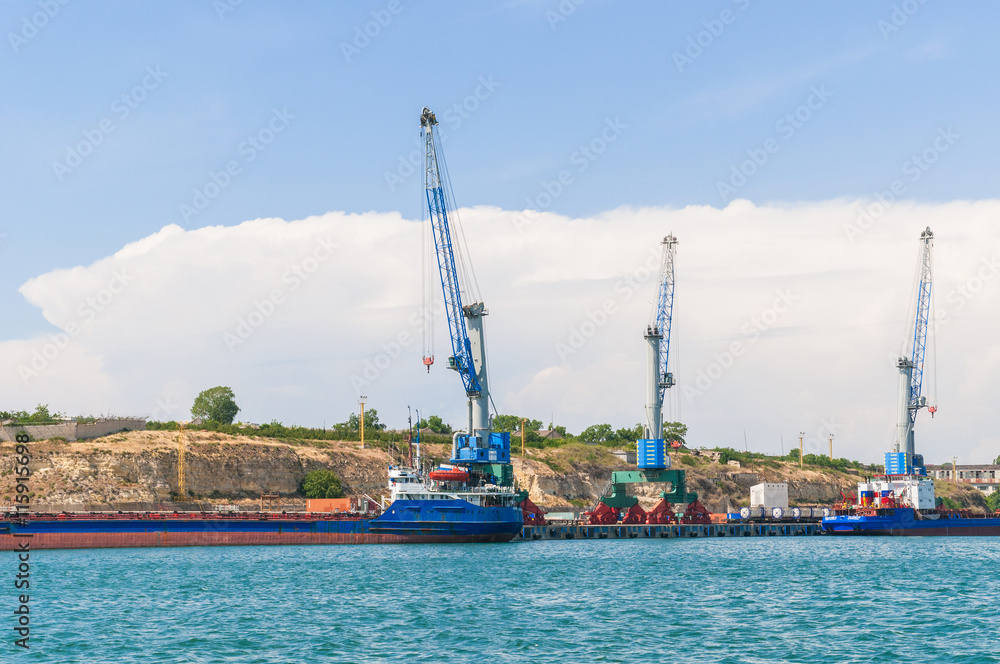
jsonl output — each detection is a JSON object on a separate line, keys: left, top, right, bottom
{"left": 3, "top": 199, "right": 999, "bottom": 464}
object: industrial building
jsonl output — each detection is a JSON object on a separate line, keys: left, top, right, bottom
{"left": 926, "top": 464, "right": 1000, "bottom": 495}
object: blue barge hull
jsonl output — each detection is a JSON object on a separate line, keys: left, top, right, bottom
{"left": 823, "top": 507, "right": 1000, "bottom": 536}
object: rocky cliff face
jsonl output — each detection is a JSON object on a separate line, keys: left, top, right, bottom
{"left": 0, "top": 433, "right": 988, "bottom": 513}
{"left": 0, "top": 431, "right": 389, "bottom": 511}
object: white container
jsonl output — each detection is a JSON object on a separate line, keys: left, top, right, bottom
{"left": 750, "top": 482, "right": 789, "bottom": 510}
{"left": 740, "top": 506, "right": 765, "bottom": 519}
{"left": 791, "top": 507, "right": 802, "bottom": 519}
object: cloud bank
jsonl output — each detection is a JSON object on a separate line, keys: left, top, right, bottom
{"left": 4, "top": 199, "right": 999, "bottom": 464}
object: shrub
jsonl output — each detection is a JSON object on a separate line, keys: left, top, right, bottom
{"left": 301, "top": 470, "right": 344, "bottom": 499}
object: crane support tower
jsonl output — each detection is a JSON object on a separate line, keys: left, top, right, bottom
{"left": 420, "top": 107, "right": 510, "bottom": 470}
{"left": 887, "top": 227, "right": 936, "bottom": 476}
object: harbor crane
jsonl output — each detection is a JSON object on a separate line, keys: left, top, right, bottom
{"left": 419, "top": 107, "right": 511, "bottom": 475}
{"left": 589, "top": 235, "right": 703, "bottom": 525}
{"left": 888, "top": 227, "right": 936, "bottom": 476}
{"left": 643, "top": 234, "right": 678, "bottom": 451}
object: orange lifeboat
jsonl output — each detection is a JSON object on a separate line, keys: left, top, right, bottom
{"left": 428, "top": 468, "right": 470, "bottom": 482}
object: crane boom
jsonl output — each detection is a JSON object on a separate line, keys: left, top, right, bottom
{"left": 655, "top": 235, "right": 678, "bottom": 404}
{"left": 421, "top": 107, "right": 482, "bottom": 398}
{"left": 908, "top": 227, "right": 934, "bottom": 421}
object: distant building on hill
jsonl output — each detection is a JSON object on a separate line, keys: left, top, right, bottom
{"left": 926, "top": 464, "right": 999, "bottom": 496}
{"left": 512, "top": 428, "right": 564, "bottom": 440}
{"left": 611, "top": 449, "right": 637, "bottom": 465}
{"left": 0, "top": 417, "right": 147, "bottom": 442}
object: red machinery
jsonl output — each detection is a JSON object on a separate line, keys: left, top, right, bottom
{"left": 645, "top": 498, "right": 677, "bottom": 524}
{"left": 621, "top": 504, "right": 647, "bottom": 524}
{"left": 587, "top": 502, "right": 619, "bottom": 525}
{"left": 680, "top": 498, "right": 711, "bottom": 524}
{"left": 833, "top": 491, "right": 856, "bottom": 511}
{"left": 518, "top": 497, "right": 547, "bottom": 526}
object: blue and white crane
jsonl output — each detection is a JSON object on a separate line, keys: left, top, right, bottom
{"left": 419, "top": 107, "right": 510, "bottom": 468}
{"left": 889, "top": 227, "right": 936, "bottom": 474}
{"left": 639, "top": 234, "right": 678, "bottom": 470}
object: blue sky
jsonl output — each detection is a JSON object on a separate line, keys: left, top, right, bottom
{"left": 5, "top": 1, "right": 998, "bottom": 336}
{"left": 3, "top": 2, "right": 999, "bottom": 461}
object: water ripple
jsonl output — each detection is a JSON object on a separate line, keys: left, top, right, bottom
{"left": 2, "top": 537, "right": 999, "bottom": 662}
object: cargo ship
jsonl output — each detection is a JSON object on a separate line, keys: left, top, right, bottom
{"left": 0, "top": 442, "right": 523, "bottom": 550}
{"left": 823, "top": 229, "right": 1000, "bottom": 536}
{"left": 822, "top": 474, "right": 1000, "bottom": 536}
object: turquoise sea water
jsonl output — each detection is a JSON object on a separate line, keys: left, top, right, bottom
{"left": 3, "top": 537, "right": 1000, "bottom": 663}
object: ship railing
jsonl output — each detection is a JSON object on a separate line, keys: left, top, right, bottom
{"left": 428, "top": 485, "right": 515, "bottom": 495}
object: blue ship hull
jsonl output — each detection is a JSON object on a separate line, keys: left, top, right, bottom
{"left": 823, "top": 508, "right": 1000, "bottom": 536}
{"left": 0, "top": 499, "right": 523, "bottom": 549}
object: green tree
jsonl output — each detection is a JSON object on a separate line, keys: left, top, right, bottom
{"left": 418, "top": 415, "right": 451, "bottom": 434}
{"left": 1, "top": 405, "right": 64, "bottom": 423}
{"left": 347, "top": 408, "right": 386, "bottom": 431}
{"left": 493, "top": 414, "right": 542, "bottom": 433}
{"left": 663, "top": 421, "right": 688, "bottom": 445}
{"left": 492, "top": 414, "right": 520, "bottom": 432}
{"left": 986, "top": 490, "right": 1000, "bottom": 512}
{"left": 191, "top": 386, "right": 240, "bottom": 424}
{"left": 301, "top": 469, "right": 344, "bottom": 499}
{"left": 614, "top": 424, "right": 643, "bottom": 441}
{"left": 580, "top": 423, "right": 613, "bottom": 445}
{"left": 994, "top": 455, "right": 1000, "bottom": 466}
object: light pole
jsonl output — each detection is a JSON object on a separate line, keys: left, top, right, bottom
{"left": 359, "top": 396, "right": 367, "bottom": 449}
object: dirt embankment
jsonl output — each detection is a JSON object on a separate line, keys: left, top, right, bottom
{"left": 0, "top": 434, "right": 989, "bottom": 513}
